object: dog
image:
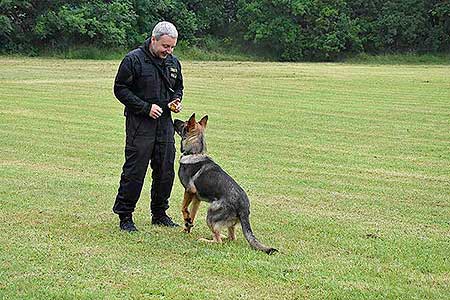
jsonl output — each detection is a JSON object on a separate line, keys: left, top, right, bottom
{"left": 174, "top": 113, "right": 277, "bottom": 255}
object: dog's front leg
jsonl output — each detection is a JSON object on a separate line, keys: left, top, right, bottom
{"left": 189, "top": 197, "right": 201, "bottom": 225}
{"left": 181, "top": 190, "right": 195, "bottom": 233}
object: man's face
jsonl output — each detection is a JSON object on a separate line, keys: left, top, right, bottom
{"left": 150, "top": 35, "right": 177, "bottom": 59}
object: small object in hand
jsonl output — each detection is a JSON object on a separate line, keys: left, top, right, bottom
{"left": 170, "top": 99, "right": 181, "bottom": 112}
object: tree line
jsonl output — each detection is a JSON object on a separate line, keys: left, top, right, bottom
{"left": 1, "top": 0, "right": 449, "bottom": 61}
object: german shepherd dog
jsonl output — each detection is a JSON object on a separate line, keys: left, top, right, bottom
{"left": 174, "top": 114, "right": 277, "bottom": 255}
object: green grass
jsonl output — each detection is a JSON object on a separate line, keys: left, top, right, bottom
{"left": 9, "top": 44, "right": 450, "bottom": 63}
{"left": 0, "top": 57, "right": 449, "bottom": 299}
{"left": 344, "top": 52, "right": 450, "bottom": 65}
{"left": 25, "top": 43, "right": 263, "bottom": 61}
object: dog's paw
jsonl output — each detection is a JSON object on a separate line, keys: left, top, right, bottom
{"left": 183, "top": 224, "right": 193, "bottom": 233}
{"left": 184, "top": 219, "right": 194, "bottom": 233}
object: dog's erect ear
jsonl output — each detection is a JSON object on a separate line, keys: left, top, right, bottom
{"left": 199, "top": 115, "right": 208, "bottom": 129}
{"left": 173, "top": 119, "right": 185, "bottom": 136}
{"left": 187, "top": 113, "right": 196, "bottom": 130}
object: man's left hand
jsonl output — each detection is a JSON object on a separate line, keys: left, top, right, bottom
{"left": 168, "top": 99, "right": 182, "bottom": 113}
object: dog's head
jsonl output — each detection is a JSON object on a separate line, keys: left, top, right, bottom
{"left": 174, "top": 113, "right": 208, "bottom": 155}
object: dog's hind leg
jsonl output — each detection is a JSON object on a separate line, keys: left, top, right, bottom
{"left": 227, "top": 226, "right": 236, "bottom": 241}
{"left": 212, "top": 230, "right": 223, "bottom": 243}
{"left": 198, "top": 222, "right": 223, "bottom": 243}
{"left": 199, "top": 230, "right": 223, "bottom": 243}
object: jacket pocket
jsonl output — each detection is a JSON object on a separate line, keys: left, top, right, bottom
{"left": 141, "top": 73, "right": 159, "bottom": 100}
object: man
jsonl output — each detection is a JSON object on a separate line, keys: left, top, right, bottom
{"left": 113, "top": 21, "right": 183, "bottom": 232}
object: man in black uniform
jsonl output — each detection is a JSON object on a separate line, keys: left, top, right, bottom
{"left": 113, "top": 21, "right": 183, "bottom": 232}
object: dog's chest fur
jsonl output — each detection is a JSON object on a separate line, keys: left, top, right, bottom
{"left": 178, "top": 155, "right": 214, "bottom": 200}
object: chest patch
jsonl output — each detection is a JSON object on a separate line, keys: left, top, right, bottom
{"left": 169, "top": 67, "right": 178, "bottom": 79}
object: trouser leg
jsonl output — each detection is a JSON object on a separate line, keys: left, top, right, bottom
{"left": 150, "top": 141, "right": 176, "bottom": 216}
{"left": 113, "top": 115, "right": 155, "bottom": 215}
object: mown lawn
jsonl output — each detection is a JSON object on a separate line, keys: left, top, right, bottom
{"left": 0, "top": 57, "right": 449, "bottom": 299}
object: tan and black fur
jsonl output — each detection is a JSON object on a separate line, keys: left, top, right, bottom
{"left": 174, "top": 114, "right": 277, "bottom": 255}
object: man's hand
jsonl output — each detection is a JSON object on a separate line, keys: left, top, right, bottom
{"left": 150, "top": 104, "right": 163, "bottom": 119}
{"left": 168, "top": 99, "right": 182, "bottom": 113}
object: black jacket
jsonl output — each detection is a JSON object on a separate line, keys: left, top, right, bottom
{"left": 114, "top": 38, "right": 184, "bottom": 117}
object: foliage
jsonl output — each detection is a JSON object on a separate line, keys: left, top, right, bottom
{"left": 236, "top": 0, "right": 361, "bottom": 61}
{"left": 428, "top": 1, "right": 450, "bottom": 51}
{"left": 133, "top": 0, "right": 198, "bottom": 43}
{"left": 34, "top": 0, "right": 138, "bottom": 49}
{"left": 0, "top": 0, "right": 449, "bottom": 60}
{"left": 133, "top": 0, "right": 231, "bottom": 45}
{"left": 348, "top": 0, "right": 428, "bottom": 53}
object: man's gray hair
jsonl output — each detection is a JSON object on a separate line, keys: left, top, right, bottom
{"left": 152, "top": 21, "right": 178, "bottom": 40}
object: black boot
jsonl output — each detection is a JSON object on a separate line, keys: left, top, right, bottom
{"left": 119, "top": 214, "right": 138, "bottom": 232}
{"left": 151, "top": 213, "right": 179, "bottom": 227}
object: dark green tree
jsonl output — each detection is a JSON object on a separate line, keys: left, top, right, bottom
{"left": 428, "top": 1, "right": 450, "bottom": 51}
{"left": 34, "top": 0, "right": 138, "bottom": 49}
{"left": 236, "top": 0, "right": 361, "bottom": 61}
{"left": 0, "top": 0, "right": 448, "bottom": 59}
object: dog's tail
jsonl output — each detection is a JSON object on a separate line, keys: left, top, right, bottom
{"left": 239, "top": 211, "right": 278, "bottom": 255}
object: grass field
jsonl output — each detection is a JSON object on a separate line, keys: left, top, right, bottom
{"left": 0, "top": 57, "right": 449, "bottom": 299}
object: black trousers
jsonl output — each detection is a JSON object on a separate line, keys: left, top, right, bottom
{"left": 113, "top": 112, "right": 175, "bottom": 217}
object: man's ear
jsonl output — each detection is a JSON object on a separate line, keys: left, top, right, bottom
{"left": 199, "top": 115, "right": 208, "bottom": 129}
{"left": 187, "top": 113, "right": 196, "bottom": 130}
{"left": 173, "top": 119, "right": 184, "bottom": 136}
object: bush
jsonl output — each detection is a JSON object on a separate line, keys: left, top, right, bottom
{"left": 0, "top": 0, "right": 448, "bottom": 60}
{"left": 34, "top": 0, "right": 138, "bottom": 49}
{"left": 428, "top": 1, "right": 450, "bottom": 51}
{"left": 236, "top": 0, "right": 361, "bottom": 61}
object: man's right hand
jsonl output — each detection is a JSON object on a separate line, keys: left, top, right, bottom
{"left": 149, "top": 104, "right": 163, "bottom": 119}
